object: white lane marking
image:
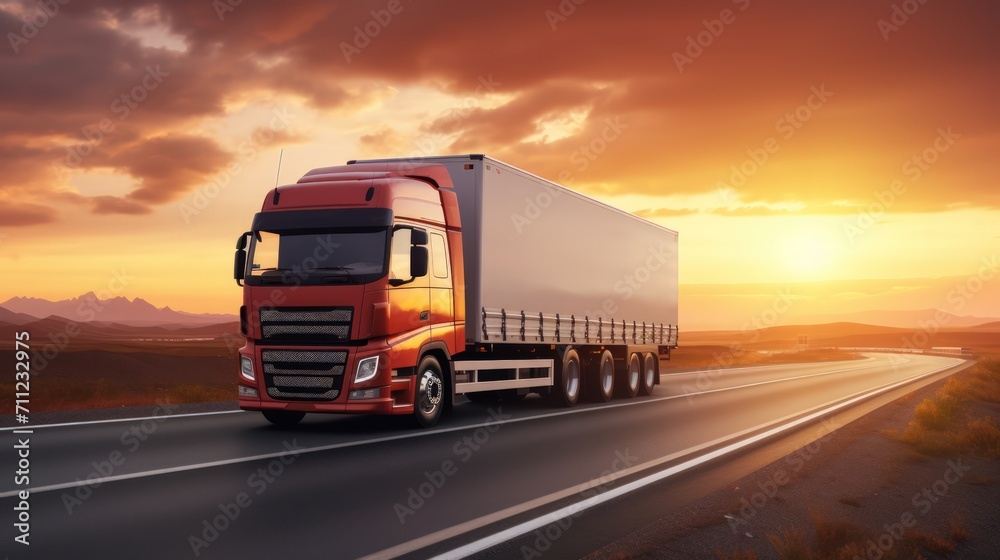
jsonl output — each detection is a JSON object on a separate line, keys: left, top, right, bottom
{"left": 407, "top": 359, "right": 966, "bottom": 560}
{"left": 0, "top": 354, "right": 952, "bottom": 499}
{"left": 0, "top": 410, "right": 244, "bottom": 432}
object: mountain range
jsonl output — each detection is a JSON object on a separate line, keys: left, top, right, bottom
{"left": 0, "top": 293, "right": 236, "bottom": 326}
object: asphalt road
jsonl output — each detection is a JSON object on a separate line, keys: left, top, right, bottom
{"left": 1, "top": 353, "right": 970, "bottom": 559}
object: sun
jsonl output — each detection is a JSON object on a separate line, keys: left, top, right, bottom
{"left": 779, "top": 226, "right": 842, "bottom": 280}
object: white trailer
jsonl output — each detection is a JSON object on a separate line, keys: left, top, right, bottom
{"left": 350, "top": 154, "right": 679, "bottom": 405}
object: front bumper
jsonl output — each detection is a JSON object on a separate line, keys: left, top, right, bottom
{"left": 238, "top": 340, "right": 415, "bottom": 415}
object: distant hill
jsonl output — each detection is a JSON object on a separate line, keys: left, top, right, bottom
{"left": 0, "top": 306, "right": 39, "bottom": 326}
{"left": 0, "top": 292, "right": 236, "bottom": 326}
{"left": 0, "top": 313, "right": 240, "bottom": 350}
{"left": 685, "top": 322, "right": 908, "bottom": 346}
{"left": 684, "top": 321, "right": 1000, "bottom": 352}
{"left": 794, "top": 309, "right": 1000, "bottom": 329}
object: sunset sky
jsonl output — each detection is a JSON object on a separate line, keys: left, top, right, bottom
{"left": 1, "top": 0, "right": 998, "bottom": 330}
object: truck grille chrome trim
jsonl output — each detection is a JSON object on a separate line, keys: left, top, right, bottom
{"left": 260, "top": 349, "right": 347, "bottom": 402}
{"left": 261, "top": 324, "right": 350, "bottom": 339}
{"left": 261, "top": 309, "right": 352, "bottom": 322}
{"left": 259, "top": 307, "right": 353, "bottom": 344}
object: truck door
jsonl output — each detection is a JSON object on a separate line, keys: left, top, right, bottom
{"left": 388, "top": 227, "right": 431, "bottom": 343}
{"left": 428, "top": 231, "right": 455, "bottom": 348}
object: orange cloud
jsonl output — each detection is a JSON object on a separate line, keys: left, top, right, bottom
{"left": 2, "top": 0, "right": 999, "bottom": 224}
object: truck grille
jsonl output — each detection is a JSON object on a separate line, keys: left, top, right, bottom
{"left": 259, "top": 307, "right": 353, "bottom": 343}
{"left": 261, "top": 350, "right": 347, "bottom": 401}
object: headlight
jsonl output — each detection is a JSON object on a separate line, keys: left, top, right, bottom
{"left": 240, "top": 356, "right": 255, "bottom": 381}
{"left": 355, "top": 355, "right": 379, "bottom": 383}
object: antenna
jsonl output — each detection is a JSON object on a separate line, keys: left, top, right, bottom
{"left": 274, "top": 149, "right": 284, "bottom": 188}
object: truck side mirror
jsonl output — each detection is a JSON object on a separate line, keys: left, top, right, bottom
{"left": 410, "top": 246, "right": 429, "bottom": 278}
{"left": 410, "top": 228, "right": 429, "bottom": 246}
{"left": 234, "top": 231, "right": 251, "bottom": 286}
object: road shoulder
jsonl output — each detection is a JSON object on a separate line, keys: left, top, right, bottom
{"left": 587, "top": 360, "right": 1000, "bottom": 559}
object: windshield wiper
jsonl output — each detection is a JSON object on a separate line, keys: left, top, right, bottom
{"left": 314, "top": 266, "right": 356, "bottom": 283}
{"left": 316, "top": 266, "right": 353, "bottom": 277}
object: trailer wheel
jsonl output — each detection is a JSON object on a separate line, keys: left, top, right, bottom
{"left": 414, "top": 355, "right": 446, "bottom": 428}
{"left": 262, "top": 410, "right": 305, "bottom": 427}
{"left": 640, "top": 352, "right": 658, "bottom": 396}
{"left": 590, "top": 350, "right": 615, "bottom": 402}
{"left": 623, "top": 353, "right": 641, "bottom": 398}
{"left": 549, "top": 348, "right": 581, "bottom": 407}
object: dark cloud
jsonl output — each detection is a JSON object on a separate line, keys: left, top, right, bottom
{"left": 1, "top": 0, "right": 998, "bottom": 218}
{"left": 91, "top": 195, "right": 152, "bottom": 215}
{"left": 0, "top": 203, "right": 58, "bottom": 226}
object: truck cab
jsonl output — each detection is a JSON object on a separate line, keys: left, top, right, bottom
{"left": 234, "top": 162, "right": 464, "bottom": 427}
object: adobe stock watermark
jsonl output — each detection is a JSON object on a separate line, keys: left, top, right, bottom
{"left": 188, "top": 439, "right": 304, "bottom": 557}
{"left": 178, "top": 106, "right": 296, "bottom": 223}
{"left": 544, "top": 0, "right": 586, "bottom": 31}
{"left": 340, "top": 0, "right": 411, "bottom": 63}
{"left": 855, "top": 458, "right": 970, "bottom": 560}
{"left": 51, "top": 64, "right": 169, "bottom": 178}
{"left": 844, "top": 126, "right": 960, "bottom": 244}
{"left": 682, "top": 288, "right": 794, "bottom": 400}
{"left": 583, "top": 243, "right": 674, "bottom": 319}
{"left": 7, "top": 0, "right": 71, "bottom": 54}
{"left": 901, "top": 254, "right": 997, "bottom": 350}
{"left": 61, "top": 400, "right": 179, "bottom": 514}
{"left": 212, "top": 0, "right": 245, "bottom": 21}
{"left": 716, "top": 85, "right": 833, "bottom": 203}
{"left": 244, "top": 232, "right": 363, "bottom": 330}
{"left": 726, "top": 417, "right": 838, "bottom": 534}
{"left": 394, "top": 406, "right": 511, "bottom": 524}
{"left": 877, "top": 0, "right": 930, "bottom": 41}
{"left": 672, "top": 0, "right": 750, "bottom": 73}
{"left": 510, "top": 116, "right": 627, "bottom": 234}
{"left": 520, "top": 448, "right": 638, "bottom": 559}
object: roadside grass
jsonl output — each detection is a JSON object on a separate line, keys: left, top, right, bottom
{"left": 0, "top": 380, "right": 236, "bottom": 414}
{"left": 889, "top": 357, "right": 1000, "bottom": 458}
{"left": 758, "top": 510, "right": 966, "bottom": 560}
{"left": 903, "top": 518, "right": 968, "bottom": 556}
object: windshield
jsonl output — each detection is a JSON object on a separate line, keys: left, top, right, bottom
{"left": 247, "top": 228, "right": 388, "bottom": 285}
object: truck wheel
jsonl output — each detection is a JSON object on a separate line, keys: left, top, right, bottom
{"left": 262, "top": 410, "right": 305, "bottom": 427}
{"left": 549, "top": 348, "right": 581, "bottom": 407}
{"left": 591, "top": 350, "right": 615, "bottom": 402}
{"left": 640, "top": 352, "right": 658, "bottom": 396}
{"left": 623, "top": 353, "right": 641, "bottom": 398}
{"left": 414, "top": 355, "right": 446, "bottom": 427}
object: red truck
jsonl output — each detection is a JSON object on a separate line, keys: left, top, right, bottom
{"left": 234, "top": 155, "right": 678, "bottom": 427}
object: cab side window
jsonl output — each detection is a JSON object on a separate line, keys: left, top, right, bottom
{"left": 389, "top": 228, "right": 412, "bottom": 282}
{"left": 430, "top": 233, "right": 449, "bottom": 279}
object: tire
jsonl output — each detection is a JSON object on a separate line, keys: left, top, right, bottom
{"left": 262, "top": 410, "right": 305, "bottom": 427}
{"left": 414, "top": 355, "right": 446, "bottom": 427}
{"left": 589, "top": 350, "right": 615, "bottom": 402}
{"left": 640, "top": 352, "right": 658, "bottom": 396}
{"left": 622, "top": 353, "right": 641, "bottom": 398}
{"left": 549, "top": 348, "right": 581, "bottom": 407}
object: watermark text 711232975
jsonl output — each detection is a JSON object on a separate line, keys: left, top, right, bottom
{"left": 13, "top": 330, "right": 33, "bottom": 546}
